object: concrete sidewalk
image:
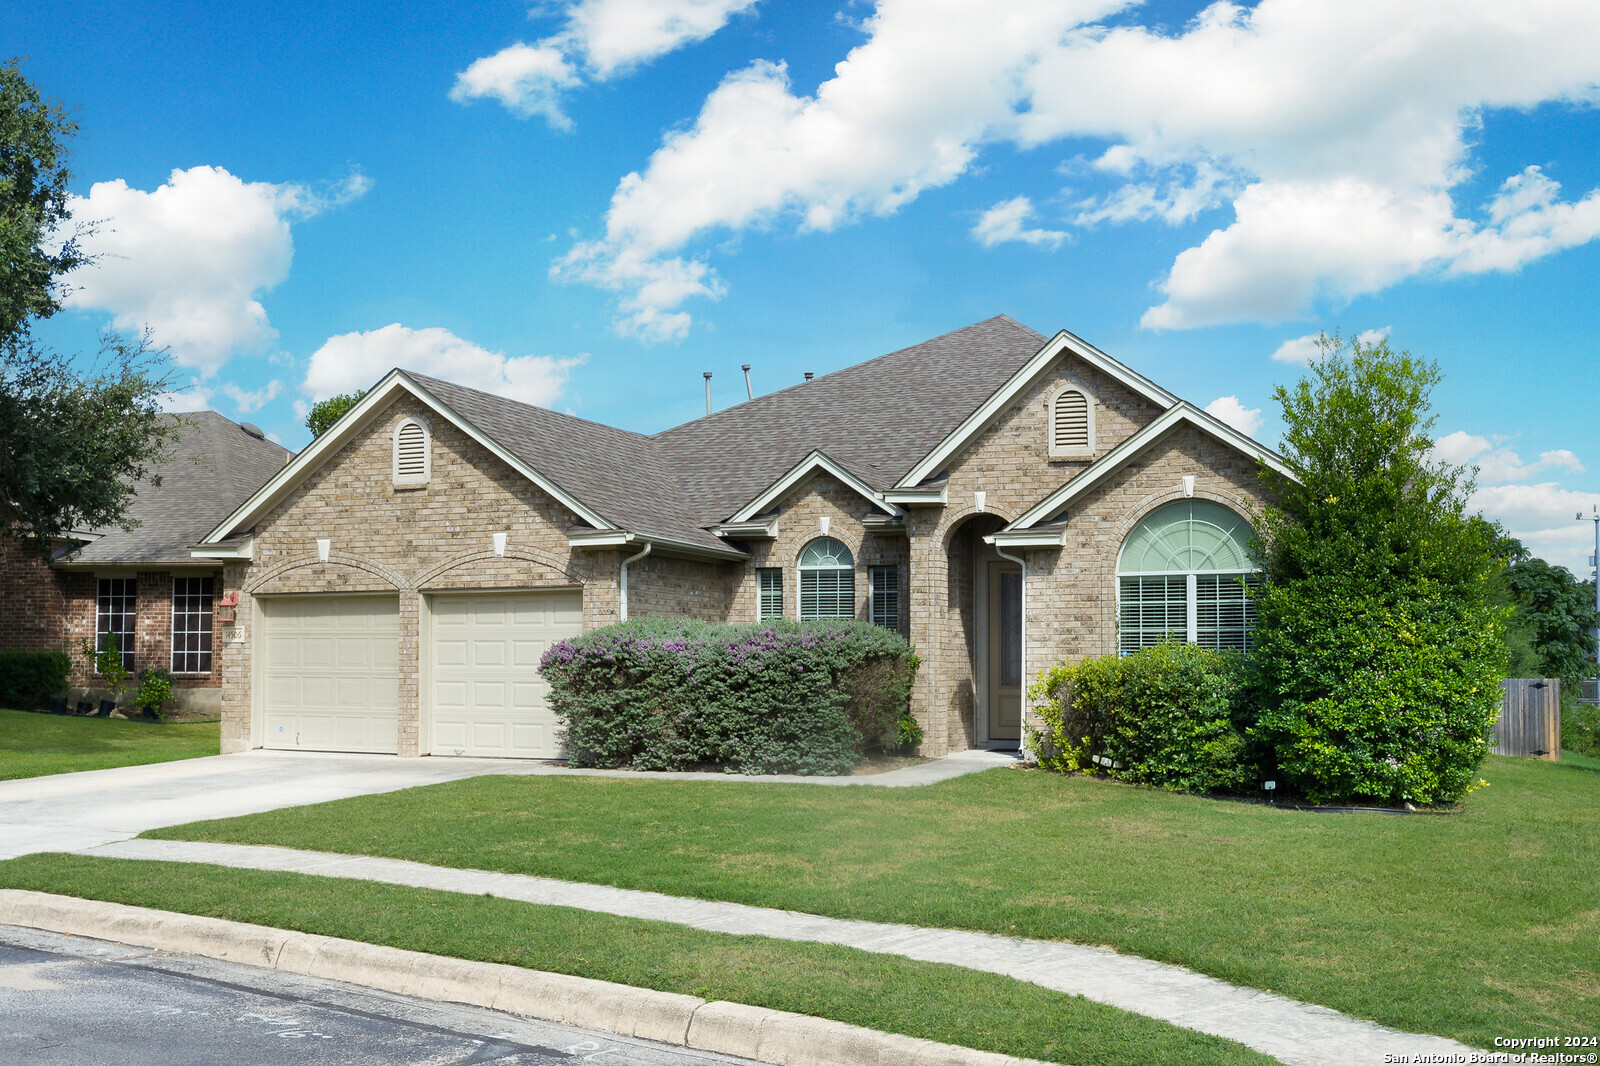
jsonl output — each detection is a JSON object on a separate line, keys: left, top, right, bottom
{"left": 84, "top": 837, "right": 1478, "bottom": 1066}
{"left": 0, "top": 748, "right": 1016, "bottom": 861}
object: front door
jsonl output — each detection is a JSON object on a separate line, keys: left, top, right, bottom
{"left": 987, "top": 562, "right": 1022, "bottom": 742}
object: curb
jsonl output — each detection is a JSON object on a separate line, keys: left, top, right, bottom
{"left": 0, "top": 890, "right": 1049, "bottom": 1066}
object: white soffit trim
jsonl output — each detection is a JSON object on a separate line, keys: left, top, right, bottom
{"left": 986, "top": 530, "right": 1066, "bottom": 548}
{"left": 883, "top": 485, "right": 949, "bottom": 505}
{"left": 1009, "top": 403, "right": 1296, "bottom": 530}
{"left": 201, "top": 371, "right": 617, "bottom": 544}
{"left": 568, "top": 528, "right": 748, "bottom": 562}
{"left": 190, "top": 537, "right": 253, "bottom": 560}
{"left": 729, "top": 451, "right": 903, "bottom": 523}
{"left": 896, "top": 329, "right": 1181, "bottom": 489}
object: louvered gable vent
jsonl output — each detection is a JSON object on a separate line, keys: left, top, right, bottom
{"left": 394, "top": 419, "right": 429, "bottom": 483}
{"left": 1053, "top": 389, "right": 1090, "bottom": 451}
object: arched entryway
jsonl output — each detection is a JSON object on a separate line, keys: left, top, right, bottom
{"left": 942, "top": 513, "right": 1021, "bottom": 748}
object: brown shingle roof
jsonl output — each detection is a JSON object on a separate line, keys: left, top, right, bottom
{"left": 403, "top": 315, "right": 1048, "bottom": 549}
{"left": 68, "top": 412, "right": 292, "bottom": 566}
{"left": 653, "top": 315, "right": 1047, "bottom": 522}
{"left": 405, "top": 373, "right": 726, "bottom": 552}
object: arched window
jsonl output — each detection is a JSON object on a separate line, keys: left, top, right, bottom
{"left": 393, "top": 417, "right": 430, "bottom": 486}
{"left": 1048, "top": 385, "right": 1095, "bottom": 457}
{"left": 1117, "top": 499, "right": 1260, "bottom": 653}
{"left": 798, "top": 537, "right": 855, "bottom": 619}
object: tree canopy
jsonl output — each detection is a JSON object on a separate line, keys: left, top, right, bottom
{"left": 305, "top": 391, "right": 365, "bottom": 438}
{"left": 1, "top": 60, "right": 175, "bottom": 554}
{"left": 1249, "top": 333, "right": 1504, "bottom": 804}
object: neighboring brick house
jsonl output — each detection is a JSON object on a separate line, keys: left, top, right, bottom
{"left": 0, "top": 412, "right": 290, "bottom": 713}
{"left": 190, "top": 315, "right": 1286, "bottom": 759}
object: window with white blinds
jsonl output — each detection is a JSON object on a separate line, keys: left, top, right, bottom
{"left": 799, "top": 537, "right": 855, "bottom": 619}
{"left": 758, "top": 568, "right": 783, "bottom": 620}
{"left": 869, "top": 566, "right": 899, "bottom": 629}
{"left": 393, "top": 418, "right": 429, "bottom": 485}
{"left": 1116, "top": 499, "right": 1261, "bottom": 654}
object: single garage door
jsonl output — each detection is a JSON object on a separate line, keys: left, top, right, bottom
{"left": 428, "top": 590, "right": 582, "bottom": 758}
{"left": 261, "top": 595, "right": 400, "bottom": 754}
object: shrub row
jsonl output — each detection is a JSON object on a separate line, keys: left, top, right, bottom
{"left": 1030, "top": 627, "right": 1502, "bottom": 806}
{"left": 539, "top": 617, "right": 920, "bottom": 775}
{"left": 0, "top": 649, "right": 71, "bottom": 709}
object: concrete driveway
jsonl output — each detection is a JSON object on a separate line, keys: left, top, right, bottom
{"left": 0, "top": 748, "right": 1016, "bottom": 861}
{"left": 0, "top": 751, "right": 559, "bottom": 861}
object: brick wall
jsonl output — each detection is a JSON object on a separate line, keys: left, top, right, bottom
{"left": 226, "top": 397, "right": 610, "bottom": 754}
{"left": 724, "top": 471, "right": 909, "bottom": 633}
{"left": 1024, "top": 422, "right": 1276, "bottom": 672}
{"left": 626, "top": 553, "right": 732, "bottom": 622}
{"left": 907, "top": 355, "right": 1166, "bottom": 754}
{"left": 0, "top": 538, "right": 67, "bottom": 652}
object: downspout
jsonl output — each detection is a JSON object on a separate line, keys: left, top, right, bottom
{"left": 991, "top": 541, "right": 1027, "bottom": 756}
{"left": 618, "top": 540, "right": 652, "bottom": 622}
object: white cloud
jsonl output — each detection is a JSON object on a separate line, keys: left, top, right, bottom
{"left": 157, "top": 381, "right": 214, "bottom": 413}
{"left": 561, "top": 0, "right": 1600, "bottom": 337}
{"left": 1470, "top": 481, "right": 1600, "bottom": 573}
{"left": 63, "top": 166, "right": 369, "bottom": 375}
{"left": 1432, "top": 431, "right": 1585, "bottom": 485}
{"left": 450, "top": 43, "right": 579, "bottom": 128}
{"left": 221, "top": 380, "right": 283, "bottom": 414}
{"left": 1204, "top": 395, "right": 1262, "bottom": 437}
{"left": 972, "top": 197, "right": 1066, "bottom": 249}
{"left": 1269, "top": 326, "right": 1390, "bottom": 365}
{"left": 302, "top": 324, "right": 584, "bottom": 408}
{"left": 453, "top": 0, "right": 758, "bottom": 127}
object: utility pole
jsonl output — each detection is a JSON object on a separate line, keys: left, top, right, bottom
{"left": 1582, "top": 506, "right": 1600, "bottom": 697}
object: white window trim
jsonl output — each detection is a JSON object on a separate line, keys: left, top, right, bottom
{"left": 393, "top": 415, "right": 431, "bottom": 486}
{"left": 757, "top": 567, "right": 784, "bottom": 620}
{"left": 1046, "top": 382, "right": 1097, "bottom": 458}
{"left": 797, "top": 537, "right": 856, "bottom": 620}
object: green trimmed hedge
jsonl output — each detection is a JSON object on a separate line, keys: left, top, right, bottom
{"left": 0, "top": 649, "right": 71, "bottom": 709}
{"left": 539, "top": 617, "right": 920, "bottom": 775}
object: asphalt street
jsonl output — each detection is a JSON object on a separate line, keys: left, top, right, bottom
{"left": 0, "top": 925, "right": 759, "bottom": 1066}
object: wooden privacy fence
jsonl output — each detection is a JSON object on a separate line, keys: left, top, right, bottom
{"left": 1495, "top": 679, "right": 1560, "bottom": 760}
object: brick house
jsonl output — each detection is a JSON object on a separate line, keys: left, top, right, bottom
{"left": 187, "top": 316, "right": 1285, "bottom": 758}
{"left": 0, "top": 412, "right": 290, "bottom": 713}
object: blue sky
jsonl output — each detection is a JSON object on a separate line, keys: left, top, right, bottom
{"left": 9, "top": 0, "right": 1600, "bottom": 568}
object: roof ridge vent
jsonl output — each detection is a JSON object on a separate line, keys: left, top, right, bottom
{"left": 240, "top": 422, "right": 265, "bottom": 439}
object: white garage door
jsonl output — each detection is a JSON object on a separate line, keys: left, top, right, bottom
{"left": 261, "top": 595, "right": 400, "bottom": 754}
{"left": 428, "top": 590, "right": 582, "bottom": 758}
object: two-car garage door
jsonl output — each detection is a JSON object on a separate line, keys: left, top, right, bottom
{"left": 259, "top": 590, "right": 580, "bottom": 758}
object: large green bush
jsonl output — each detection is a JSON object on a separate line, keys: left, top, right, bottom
{"left": 1250, "top": 578, "right": 1502, "bottom": 804}
{"left": 539, "top": 617, "right": 919, "bottom": 775}
{"left": 1250, "top": 334, "right": 1505, "bottom": 805}
{"left": 0, "top": 648, "right": 70, "bottom": 708}
{"left": 1027, "top": 643, "right": 1255, "bottom": 794}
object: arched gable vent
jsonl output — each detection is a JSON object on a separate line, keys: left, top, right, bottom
{"left": 393, "top": 417, "right": 430, "bottom": 486}
{"left": 1049, "top": 386, "right": 1095, "bottom": 457}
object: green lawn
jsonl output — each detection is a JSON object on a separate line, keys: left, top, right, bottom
{"left": 0, "top": 708, "right": 219, "bottom": 780}
{"left": 135, "top": 754, "right": 1600, "bottom": 1048}
{"left": 0, "top": 854, "right": 1276, "bottom": 1066}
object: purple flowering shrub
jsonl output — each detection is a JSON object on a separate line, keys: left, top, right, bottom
{"left": 538, "top": 617, "right": 919, "bottom": 775}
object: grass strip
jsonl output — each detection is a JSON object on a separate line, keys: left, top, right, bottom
{"left": 0, "top": 708, "right": 219, "bottom": 781}
{"left": 147, "top": 754, "right": 1600, "bottom": 1048}
{"left": 0, "top": 853, "right": 1279, "bottom": 1066}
